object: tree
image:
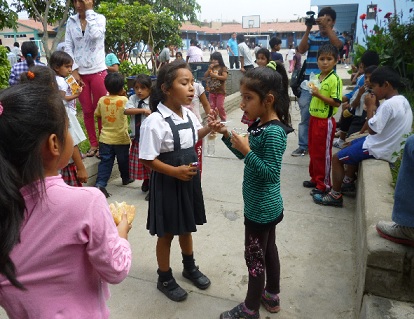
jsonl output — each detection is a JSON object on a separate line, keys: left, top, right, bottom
{"left": 0, "top": 0, "right": 18, "bottom": 30}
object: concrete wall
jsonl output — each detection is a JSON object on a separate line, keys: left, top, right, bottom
{"left": 355, "top": 159, "right": 414, "bottom": 316}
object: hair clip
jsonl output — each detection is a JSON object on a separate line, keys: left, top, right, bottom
{"left": 27, "top": 71, "right": 35, "bottom": 79}
{"left": 0, "top": 102, "right": 3, "bottom": 116}
{"left": 266, "top": 61, "right": 277, "bottom": 71}
{"left": 26, "top": 53, "right": 32, "bottom": 57}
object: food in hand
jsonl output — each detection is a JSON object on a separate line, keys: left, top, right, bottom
{"left": 109, "top": 201, "right": 136, "bottom": 225}
{"left": 65, "top": 75, "right": 82, "bottom": 95}
{"left": 308, "top": 82, "right": 316, "bottom": 90}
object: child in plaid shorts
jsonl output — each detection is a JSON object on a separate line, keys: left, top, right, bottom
{"left": 125, "top": 75, "right": 152, "bottom": 198}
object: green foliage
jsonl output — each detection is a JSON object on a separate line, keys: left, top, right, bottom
{"left": 11, "top": 0, "right": 72, "bottom": 24}
{"left": 119, "top": 60, "right": 151, "bottom": 77}
{"left": 358, "top": 12, "right": 414, "bottom": 90}
{"left": 0, "top": 46, "right": 11, "bottom": 89}
{"left": 0, "top": 0, "right": 18, "bottom": 29}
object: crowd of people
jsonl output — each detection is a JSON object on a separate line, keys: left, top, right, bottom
{"left": 0, "top": 2, "right": 413, "bottom": 318}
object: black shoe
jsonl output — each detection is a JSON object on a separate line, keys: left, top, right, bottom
{"left": 182, "top": 266, "right": 211, "bottom": 290}
{"left": 141, "top": 183, "right": 149, "bottom": 192}
{"left": 96, "top": 186, "right": 111, "bottom": 198}
{"left": 341, "top": 182, "right": 356, "bottom": 197}
{"left": 303, "top": 180, "right": 316, "bottom": 188}
{"left": 309, "top": 188, "right": 326, "bottom": 196}
{"left": 157, "top": 278, "right": 188, "bottom": 302}
{"left": 145, "top": 193, "right": 150, "bottom": 201}
{"left": 122, "top": 178, "right": 134, "bottom": 185}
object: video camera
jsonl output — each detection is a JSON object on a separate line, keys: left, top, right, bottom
{"left": 305, "top": 11, "right": 316, "bottom": 27}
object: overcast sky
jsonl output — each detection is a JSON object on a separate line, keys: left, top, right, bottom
{"left": 195, "top": 0, "right": 313, "bottom": 22}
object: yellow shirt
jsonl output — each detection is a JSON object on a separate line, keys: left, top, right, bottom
{"left": 95, "top": 95, "right": 130, "bottom": 145}
{"left": 309, "top": 70, "right": 342, "bottom": 118}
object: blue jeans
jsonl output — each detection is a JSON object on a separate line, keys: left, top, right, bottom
{"left": 95, "top": 142, "right": 130, "bottom": 188}
{"left": 297, "top": 88, "right": 312, "bottom": 150}
{"left": 392, "top": 135, "right": 414, "bottom": 227}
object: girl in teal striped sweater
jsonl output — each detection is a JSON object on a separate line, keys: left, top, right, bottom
{"left": 213, "top": 62, "right": 293, "bottom": 319}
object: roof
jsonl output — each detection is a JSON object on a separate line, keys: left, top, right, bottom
{"left": 181, "top": 21, "right": 305, "bottom": 34}
{"left": 17, "top": 19, "right": 56, "bottom": 33}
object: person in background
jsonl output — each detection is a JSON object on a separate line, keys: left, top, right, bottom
{"left": 105, "top": 49, "right": 120, "bottom": 72}
{"left": 186, "top": 39, "right": 203, "bottom": 63}
{"left": 292, "top": 46, "right": 302, "bottom": 72}
{"left": 5, "top": 46, "right": 17, "bottom": 66}
{"left": 269, "top": 37, "right": 283, "bottom": 63}
{"left": 175, "top": 51, "right": 183, "bottom": 61}
{"left": 158, "top": 43, "right": 172, "bottom": 67}
{"left": 94, "top": 72, "right": 132, "bottom": 198}
{"left": 49, "top": 51, "right": 88, "bottom": 187}
{"left": 237, "top": 34, "right": 254, "bottom": 73}
{"left": 0, "top": 83, "right": 131, "bottom": 318}
{"left": 124, "top": 74, "right": 152, "bottom": 200}
{"left": 285, "top": 44, "right": 296, "bottom": 73}
{"left": 65, "top": 0, "right": 107, "bottom": 158}
{"left": 204, "top": 51, "right": 228, "bottom": 121}
{"left": 227, "top": 32, "right": 239, "bottom": 69}
{"left": 9, "top": 41, "right": 45, "bottom": 86}
{"left": 11, "top": 42, "right": 22, "bottom": 62}
{"left": 291, "top": 6, "right": 345, "bottom": 157}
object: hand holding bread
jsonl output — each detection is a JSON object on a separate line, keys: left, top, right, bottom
{"left": 109, "top": 201, "right": 136, "bottom": 225}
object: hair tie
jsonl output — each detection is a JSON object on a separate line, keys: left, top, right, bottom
{"left": 26, "top": 53, "right": 32, "bottom": 57}
{"left": 0, "top": 102, "right": 3, "bottom": 116}
{"left": 266, "top": 61, "right": 277, "bottom": 71}
{"left": 27, "top": 71, "right": 35, "bottom": 79}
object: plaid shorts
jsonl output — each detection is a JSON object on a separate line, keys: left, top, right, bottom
{"left": 129, "top": 140, "right": 151, "bottom": 180}
{"left": 61, "top": 162, "right": 82, "bottom": 187}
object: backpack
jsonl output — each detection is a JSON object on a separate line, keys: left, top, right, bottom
{"left": 290, "top": 59, "right": 307, "bottom": 98}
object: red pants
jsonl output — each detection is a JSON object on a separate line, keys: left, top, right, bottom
{"left": 79, "top": 70, "right": 108, "bottom": 148}
{"left": 308, "top": 116, "right": 336, "bottom": 192}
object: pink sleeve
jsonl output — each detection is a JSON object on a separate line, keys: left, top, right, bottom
{"left": 80, "top": 194, "right": 132, "bottom": 284}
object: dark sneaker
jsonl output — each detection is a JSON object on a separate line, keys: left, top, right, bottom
{"left": 341, "top": 182, "right": 356, "bottom": 197}
{"left": 122, "top": 178, "right": 134, "bottom": 185}
{"left": 141, "top": 183, "right": 149, "bottom": 192}
{"left": 261, "top": 291, "right": 280, "bottom": 313}
{"left": 309, "top": 188, "right": 326, "bottom": 196}
{"left": 376, "top": 221, "right": 414, "bottom": 247}
{"left": 303, "top": 180, "right": 316, "bottom": 188}
{"left": 145, "top": 193, "right": 150, "bottom": 201}
{"left": 313, "top": 192, "right": 343, "bottom": 207}
{"left": 182, "top": 266, "right": 211, "bottom": 290}
{"left": 96, "top": 186, "right": 111, "bottom": 198}
{"left": 157, "top": 278, "right": 188, "bottom": 302}
{"left": 220, "top": 303, "right": 259, "bottom": 319}
{"left": 291, "top": 147, "right": 308, "bottom": 157}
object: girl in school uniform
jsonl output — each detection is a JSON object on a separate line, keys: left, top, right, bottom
{"left": 139, "top": 60, "right": 213, "bottom": 302}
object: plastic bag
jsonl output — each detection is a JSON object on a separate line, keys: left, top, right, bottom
{"left": 300, "top": 72, "right": 320, "bottom": 93}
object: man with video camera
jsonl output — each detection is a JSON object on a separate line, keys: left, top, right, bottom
{"left": 291, "top": 7, "right": 345, "bottom": 157}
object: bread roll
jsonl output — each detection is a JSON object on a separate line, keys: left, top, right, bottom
{"left": 109, "top": 201, "right": 136, "bottom": 225}
{"left": 308, "top": 82, "right": 316, "bottom": 90}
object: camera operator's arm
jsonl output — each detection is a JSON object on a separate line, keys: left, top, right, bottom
{"left": 298, "top": 26, "right": 311, "bottom": 54}
{"left": 316, "top": 15, "right": 343, "bottom": 50}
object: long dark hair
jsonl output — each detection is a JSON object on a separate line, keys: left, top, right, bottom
{"left": 150, "top": 60, "right": 192, "bottom": 111}
{"left": 210, "top": 52, "right": 225, "bottom": 67}
{"left": 240, "top": 61, "right": 291, "bottom": 126}
{"left": 21, "top": 41, "right": 39, "bottom": 68}
{"left": 0, "top": 84, "right": 66, "bottom": 289}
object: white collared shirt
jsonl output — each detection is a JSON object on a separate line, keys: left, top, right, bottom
{"left": 125, "top": 95, "right": 150, "bottom": 135}
{"left": 139, "top": 103, "right": 202, "bottom": 160}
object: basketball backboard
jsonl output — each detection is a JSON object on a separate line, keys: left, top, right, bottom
{"left": 242, "top": 15, "right": 260, "bottom": 29}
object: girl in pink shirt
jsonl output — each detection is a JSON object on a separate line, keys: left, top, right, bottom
{"left": 0, "top": 83, "right": 132, "bottom": 318}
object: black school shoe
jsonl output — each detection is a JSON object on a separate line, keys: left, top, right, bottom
{"left": 96, "top": 186, "right": 111, "bottom": 198}
{"left": 157, "top": 278, "right": 188, "bottom": 302}
{"left": 122, "top": 178, "right": 134, "bottom": 185}
{"left": 182, "top": 266, "right": 211, "bottom": 290}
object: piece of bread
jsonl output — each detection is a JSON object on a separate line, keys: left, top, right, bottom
{"left": 308, "top": 82, "right": 316, "bottom": 90}
{"left": 109, "top": 201, "right": 136, "bottom": 225}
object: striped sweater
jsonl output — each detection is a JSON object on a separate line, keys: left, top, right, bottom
{"left": 223, "top": 120, "right": 292, "bottom": 224}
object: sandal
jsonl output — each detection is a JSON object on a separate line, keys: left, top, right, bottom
{"left": 95, "top": 149, "right": 101, "bottom": 160}
{"left": 86, "top": 148, "right": 98, "bottom": 157}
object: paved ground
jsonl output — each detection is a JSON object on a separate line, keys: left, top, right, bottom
{"left": 0, "top": 50, "right": 357, "bottom": 319}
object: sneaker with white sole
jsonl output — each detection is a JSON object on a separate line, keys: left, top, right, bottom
{"left": 333, "top": 138, "right": 345, "bottom": 149}
{"left": 291, "top": 147, "right": 308, "bottom": 157}
{"left": 220, "top": 303, "right": 259, "bottom": 319}
{"left": 376, "top": 221, "right": 414, "bottom": 247}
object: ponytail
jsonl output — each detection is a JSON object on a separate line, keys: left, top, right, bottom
{"left": 21, "top": 41, "right": 39, "bottom": 68}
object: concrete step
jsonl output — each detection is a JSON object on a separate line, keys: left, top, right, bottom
{"left": 359, "top": 295, "right": 414, "bottom": 318}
